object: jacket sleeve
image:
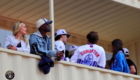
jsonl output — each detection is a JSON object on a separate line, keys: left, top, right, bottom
{"left": 17, "top": 41, "right": 30, "bottom": 53}
{"left": 97, "top": 48, "right": 106, "bottom": 68}
{"left": 70, "top": 49, "right": 79, "bottom": 63}
{"left": 29, "top": 35, "right": 57, "bottom": 58}
{"left": 111, "top": 54, "right": 124, "bottom": 72}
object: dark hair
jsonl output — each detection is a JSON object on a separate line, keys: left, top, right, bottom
{"left": 65, "top": 50, "right": 69, "bottom": 58}
{"left": 86, "top": 31, "right": 98, "bottom": 44}
{"left": 110, "top": 39, "right": 124, "bottom": 67}
{"left": 125, "top": 55, "right": 129, "bottom": 57}
{"left": 55, "top": 34, "right": 67, "bottom": 41}
{"left": 55, "top": 33, "right": 61, "bottom": 41}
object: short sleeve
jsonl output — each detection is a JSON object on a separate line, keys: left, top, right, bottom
{"left": 55, "top": 42, "right": 65, "bottom": 51}
{"left": 127, "top": 59, "right": 134, "bottom": 66}
{"left": 97, "top": 48, "right": 106, "bottom": 68}
{"left": 56, "top": 44, "right": 64, "bottom": 51}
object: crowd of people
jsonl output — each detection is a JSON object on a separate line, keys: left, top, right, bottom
{"left": 4, "top": 18, "right": 137, "bottom": 75}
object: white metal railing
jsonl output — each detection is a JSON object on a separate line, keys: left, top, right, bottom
{"left": 0, "top": 48, "right": 140, "bottom": 80}
{"left": 112, "top": 0, "right": 140, "bottom": 9}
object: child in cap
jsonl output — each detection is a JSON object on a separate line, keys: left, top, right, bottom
{"left": 55, "top": 29, "right": 70, "bottom": 61}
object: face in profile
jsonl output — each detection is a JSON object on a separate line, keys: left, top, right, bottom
{"left": 41, "top": 23, "right": 51, "bottom": 32}
{"left": 111, "top": 46, "right": 114, "bottom": 52}
{"left": 19, "top": 23, "right": 27, "bottom": 35}
{"left": 62, "top": 35, "right": 68, "bottom": 44}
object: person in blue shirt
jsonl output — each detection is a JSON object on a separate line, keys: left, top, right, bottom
{"left": 110, "top": 39, "right": 129, "bottom": 73}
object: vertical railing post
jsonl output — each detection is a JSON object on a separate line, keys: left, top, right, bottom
{"left": 49, "top": 0, "right": 55, "bottom": 50}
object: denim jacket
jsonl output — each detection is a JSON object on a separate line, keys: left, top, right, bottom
{"left": 29, "top": 30, "right": 57, "bottom": 58}
{"left": 110, "top": 51, "right": 130, "bottom": 73}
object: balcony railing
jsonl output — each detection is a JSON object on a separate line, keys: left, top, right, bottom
{"left": 0, "top": 48, "right": 140, "bottom": 80}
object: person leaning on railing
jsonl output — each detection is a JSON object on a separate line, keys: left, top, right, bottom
{"left": 29, "top": 18, "right": 64, "bottom": 60}
{"left": 55, "top": 29, "right": 70, "bottom": 61}
{"left": 71, "top": 31, "right": 106, "bottom": 68}
{"left": 4, "top": 21, "right": 30, "bottom": 53}
{"left": 110, "top": 39, "right": 129, "bottom": 73}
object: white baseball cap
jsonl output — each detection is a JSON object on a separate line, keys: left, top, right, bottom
{"left": 55, "top": 29, "right": 70, "bottom": 37}
{"left": 123, "top": 48, "right": 129, "bottom": 55}
{"left": 69, "top": 45, "right": 78, "bottom": 52}
{"left": 36, "top": 18, "right": 52, "bottom": 29}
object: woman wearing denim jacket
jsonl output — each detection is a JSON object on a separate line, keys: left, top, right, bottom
{"left": 4, "top": 21, "right": 30, "bottom": 53}
{"left": 110, "top": 39, "right": 129, "bottom": 73}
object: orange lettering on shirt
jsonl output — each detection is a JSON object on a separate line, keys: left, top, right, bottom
{"left": 86, "top": 50, "right": 89, "bottom": 53}
{"left": 80, "top": 52, "right": 83, "bottom": 56}
{"left": 91, "top": 49, "right": 93, "bottom": 53}
{"left": 93, "top": 50, "right": 96, "bottom": 53}
{"left": 95, "top": 52, "right": 100, "bottom": 57}
{"left": 83, "top": 51, "right": 86, "bottom": 55}
{"left": 96, "top": 54, "right": 100, "bottom": 57}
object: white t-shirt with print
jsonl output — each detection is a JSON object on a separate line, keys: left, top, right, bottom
{"left": 71, "top": 44, "right": 106, "bottom": 68}
{"left": 55, "top": 41, "right": 65, "bottom": 60}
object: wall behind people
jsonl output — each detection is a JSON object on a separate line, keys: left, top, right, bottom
{"left": 0, "top": 29, "right": 29, "bottom": 48}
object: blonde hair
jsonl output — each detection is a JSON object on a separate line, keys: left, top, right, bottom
{"left": 12, "top": 21, "right": 28, "bottom": 46}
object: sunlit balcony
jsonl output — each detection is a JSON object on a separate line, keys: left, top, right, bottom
{"left": 0, "top": 48, "right": 140, "bottom": 80}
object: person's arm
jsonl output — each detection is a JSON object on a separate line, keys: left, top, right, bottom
{"left": 70, "top": 49, "right": 79, "bottom": 63}
{"left": 4, "top": 36, "right": 11, "bottom": 49}
{"left": 127, "top": 60, "right": 136, "bottom": 74}
{"left": 29, "top": 35, "right": 57, "bottom": 58}
{"left": 97, "top": 48, "right": 106, "bottom": 68}
{"left": 111, "top": 54, "right": 124, "bottom": 72}
{"left": 129, "top": 65, "right": 136, "bottom": 74}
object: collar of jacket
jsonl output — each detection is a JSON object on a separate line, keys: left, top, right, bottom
{"left": 32, "top": 30, "right": 50, "bottom": 38}
{"left": 115, "top": 50, "right": 123, "bottom": 58}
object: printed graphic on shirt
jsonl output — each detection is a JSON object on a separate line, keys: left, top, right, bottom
{"left": 72, "top": 46, "right": 74, "bottom": 48}
{"left": 90, "top": 45, "right": 93, "bottom": 48}
{"left": 77, "top": 58, "right": 97, "bottom": 67}
{"left": 59, "top": 46, "right": 62, "bottom": 49}
{"left": 83, "top": 54, "right": 93, "bottom": 65}
{"left": 80, "top": 49, "right": 100, "bottom": 57}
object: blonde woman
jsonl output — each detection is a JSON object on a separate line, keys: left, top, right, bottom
{"left": 4, "top": 21, "right": 30, "bottom": 53}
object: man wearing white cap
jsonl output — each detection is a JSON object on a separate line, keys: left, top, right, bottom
{"left": 123, "top": 48, "right": 137, "bottom": 75}
{"left": 55, "top": 29, "right": 70, "bottom": 61}
{"left": 29, "top": 18, "right": 64, "bottom": 60}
